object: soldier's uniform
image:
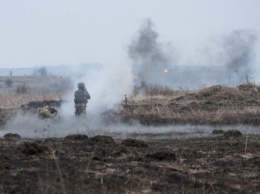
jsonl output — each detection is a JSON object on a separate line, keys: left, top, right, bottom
{"left": 74, "top": 82, "right": 91, "bottom": 116}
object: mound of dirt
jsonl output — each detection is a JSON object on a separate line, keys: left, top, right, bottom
{"left": 65, "top": 134, "right": 89, "bottom": 141}
{"left": 18, "top": 142, "right": 49, "bottom": 156}
{"left": 90, "top": 135, "right": 115, "bottom": 145}
{"left": 224, "top": 129, "right": 242, "bottom": 138}
{"left": 112, "top": 146, "right": 129, "bottom": 157}
{"left": 196, "top": 85, "right": 222, "bottom": 98}
{"left": 121, "top": 138, "right": 148, "bottom": 148}
{"left": 146, "top": 151, "right": 176, "bottom": 161}
{"left": 0, "top": 154, "right": 14, "bottom": 171}
{"left": 92, "top": 147, "right": 112, "bottom": 161}
{"left": 212, "top": 129, "right": 225, "bottom": 134}
{"left": 4, "top": 133, "right": 21, "bottom": 141}
{"left": 237, "top": 83, "right": 260, "bottom": 92}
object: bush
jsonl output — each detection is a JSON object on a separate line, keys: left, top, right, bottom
{"left": 16, "top": 84, "right": 30, "bottom": 94}
{"left": 4, "top": 78, "right": 13, "bottom": 87}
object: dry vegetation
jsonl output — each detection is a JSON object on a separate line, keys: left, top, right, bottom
{"left": 1, "top": 76, "right": 260, "bottom": 126}
{"left": 121, "top": 83, "right": 260, "bottom": 125}
{"left": 0, "top": 76, "right": 70, "bottom": 109}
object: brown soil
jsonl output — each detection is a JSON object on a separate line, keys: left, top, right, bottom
{"left": 0, "top": 133, "right": 259, "bottom": 193}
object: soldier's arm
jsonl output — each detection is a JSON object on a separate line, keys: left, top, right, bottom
{"left": 74, "top": 91, "right": 77, "bottom": 103}
{"left": 85, "top": 90, "right": 91, "bottom": 99}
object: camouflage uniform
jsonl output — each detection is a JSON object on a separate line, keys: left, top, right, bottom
{"left": 74, "top": 82, "right": 91, "bottom": 116}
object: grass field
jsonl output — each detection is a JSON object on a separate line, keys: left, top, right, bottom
{"left": 0, "top": 76, "right": 70, "bottom": 109}
{"left": 122, "top": 83, "right": 260, "bottom": 125}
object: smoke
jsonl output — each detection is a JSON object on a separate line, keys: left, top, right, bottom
{"left": 128, "top": 19, "right": 176, "bottom": 87}
{"left": 2, "top": 58, "right": 135, "bottom": 139}
{"left": 1, "top": 20, "right": 259, "bottom": 139}
{"left": 61, "top": 63, "right": 134, "bottom": 117}
{"left": 2, "top": 113, "right": 260, "bottom": 139}
{"left": 220, "top": 30, "right": 257, "bottom": 82}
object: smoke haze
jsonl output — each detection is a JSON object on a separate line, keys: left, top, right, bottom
{"left": 128, "top": 20, "right": 258, "bottom": 88}
{"left": 128, "top": 19, "right": 176, "bottom": 87}
{"left": 1, "top": 19, "right": 259, "bottom": 139}
{"left": 221, "top": 30, "right": 257, "bottom": 82}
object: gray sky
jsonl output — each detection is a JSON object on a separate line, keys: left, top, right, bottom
{"left": 0, "top": 0, "right": 259, "bottom": 68}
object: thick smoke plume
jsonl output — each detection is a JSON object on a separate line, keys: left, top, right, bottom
{"left": 128, "top": 19, "right": 175, "bottom": 87}
{"left": 128, "top": 20, "right": 258, "bottom": 88}
{"left": 221, "top": 30, "right": 257, "bottom": 82}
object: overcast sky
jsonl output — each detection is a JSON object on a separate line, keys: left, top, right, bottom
{"left": 0, "top": 0, "right": 259, "bottom": 68}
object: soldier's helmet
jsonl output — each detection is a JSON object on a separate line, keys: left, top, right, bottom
{"left": 78, "top": 82, "right": 85, "bottom": 90}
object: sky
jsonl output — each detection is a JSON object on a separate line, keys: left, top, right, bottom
{"left": 0, "top": 0, "right": 259, "bottom": 69}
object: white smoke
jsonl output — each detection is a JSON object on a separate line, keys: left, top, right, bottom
{"left": 61, "top": 62, "right": 134, "bottom": 117}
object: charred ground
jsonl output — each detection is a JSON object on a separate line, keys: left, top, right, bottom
{"left": 0, "top": 133, "right": 259, "bottom": 194}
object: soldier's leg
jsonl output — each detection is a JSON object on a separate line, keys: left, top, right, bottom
{"left": 75, "top": 108, "right": 81, "bottom": 116}
{"left": 82, "top": 109, "right": 86, "bottom": 117}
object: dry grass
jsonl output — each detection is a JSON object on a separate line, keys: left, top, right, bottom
{"left": 0, "top": 76, "right": 71, "bottom": 109}
{"left": 121, "top": 83, "right": 260, "bottom": 125}
{"left": 0, "top": 92, "right": 66, "bottom": 109}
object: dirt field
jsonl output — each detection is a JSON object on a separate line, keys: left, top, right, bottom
{"left": 0, "top": 132, "right": 259, "bottom": 194}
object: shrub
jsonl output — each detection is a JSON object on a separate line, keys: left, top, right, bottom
{"left": 4, "top": 78, "right": 13, "bottom": 87}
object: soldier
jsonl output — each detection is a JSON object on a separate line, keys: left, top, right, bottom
{"left": 74, "top": 82, "right": 91, "bottom": 116}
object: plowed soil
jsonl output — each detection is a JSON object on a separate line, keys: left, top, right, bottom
{"left": 0, "top": 133, "right": 259, "bottom": 194}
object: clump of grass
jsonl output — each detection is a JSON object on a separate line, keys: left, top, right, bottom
{"left": 0, "top": 92, "right": 65, "bottom": 109}
{"left": 134, "top": 83, "right": 183, "bottom": 97}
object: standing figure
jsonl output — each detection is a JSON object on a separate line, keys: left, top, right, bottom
{"left": 74, "top": 82, "right": 91, "bottom": 116}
